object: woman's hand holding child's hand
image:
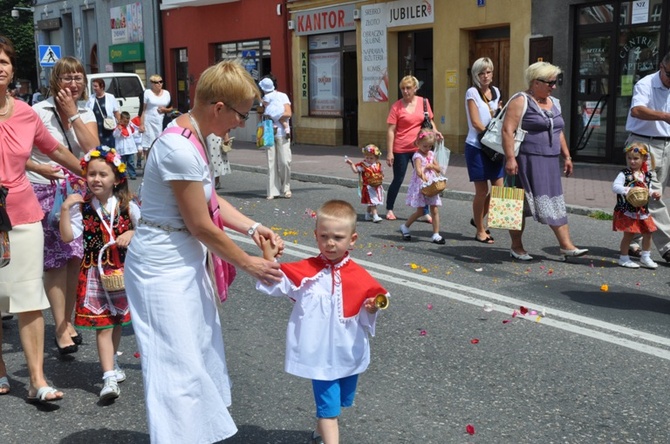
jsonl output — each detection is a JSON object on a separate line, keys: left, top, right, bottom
{"left": 259, "top": 235, "right": 280, "bottom": 261}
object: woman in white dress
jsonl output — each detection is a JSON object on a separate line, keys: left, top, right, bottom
{"left": 139, "top": 74, "right": 171, "bottom": 153}
{"left": 125, "top": 60, "right": 284, "bottom": 444}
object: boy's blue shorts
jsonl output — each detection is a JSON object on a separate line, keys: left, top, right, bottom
{"left": 312, "top": 374, "right": 359, "bottom": 418}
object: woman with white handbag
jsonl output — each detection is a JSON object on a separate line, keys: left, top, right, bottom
{"left": 86, "top": 78, "right": 120, "bottom": 148}
{"left": 501, "top": 62, "right": 587, "bottom": 261}
{"left": 465, "top": 57, "right": 505, "bottom": 244}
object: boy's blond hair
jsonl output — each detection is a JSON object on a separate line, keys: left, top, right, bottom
{"left": 316, "top": 200, "right": 357, "bottom": 233}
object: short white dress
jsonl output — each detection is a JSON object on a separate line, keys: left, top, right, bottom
{"left": 141, "top": 89, "right": 171, "bottom": 148}
{"left": 125, "top": 128, "right": 237, "bottom": 443}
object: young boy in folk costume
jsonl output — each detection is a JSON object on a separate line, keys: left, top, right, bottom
{"left": 345, "top": 144, "right": 385, "bottom": 222}
{"left": 256, "top": 200, "right": 389, "bottom": 444}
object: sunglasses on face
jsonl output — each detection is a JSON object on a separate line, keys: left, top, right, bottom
{"left": 537, "top": 79, "right": 557, "bottom": 87}
{"left": 151, "top": 80, "right": 163, "bottom": 84}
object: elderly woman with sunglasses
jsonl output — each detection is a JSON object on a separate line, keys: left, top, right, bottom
{"left": 501, "top": 61, "right": 588, "bottom": 261}
{"left": 139, "top": 74, "right": 172, "bottom": 154}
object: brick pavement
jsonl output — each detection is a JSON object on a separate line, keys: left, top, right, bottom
{"left": 227, "top": 141, "right": 625, "bottom": 215}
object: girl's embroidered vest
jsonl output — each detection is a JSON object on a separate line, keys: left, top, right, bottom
{"left": 360, "top": 161, "right": 383, "bottom": 187}
{"left": 80, "top": 200, "right": 133, "bottom": 270}
{"left": 614, "top": 167, "right": 652, "bottom": 214}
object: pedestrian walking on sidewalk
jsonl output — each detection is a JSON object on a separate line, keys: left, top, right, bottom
{"left": 465, "top": 57, "right": 504, "bottom": 244}
{"left": 502, "top": 62, "right": 588, "bottom": 261}
{"left": 259, "top": 76, "right": 293, "bottom": 200}
{"left": 612, "top": 142, "right": 660, "bottom": 269}
{"left": 345, "top": 144, "right": 385, "bottom": 222}
{"left": 385, "top": 75, "right": 442, "bottom": 222}
{"left": 625, "top": 51, "right": 670, "bottom": 263}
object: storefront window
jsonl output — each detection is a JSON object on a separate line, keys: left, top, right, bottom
{"left": 308, "top": 33, "right": 347, "bottom": 116}
{"left": 215, "top": 39, "right": 271, "bottom": 81}
{"left": 579, "top": 4, "right": 614, "bottom": 25}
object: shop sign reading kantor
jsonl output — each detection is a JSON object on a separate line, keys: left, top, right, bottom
{"left": 294, "top": 4, "right": 356, "bottom": 36}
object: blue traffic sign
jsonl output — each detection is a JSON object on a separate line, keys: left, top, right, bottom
{"left": 38, "top": 45, "right": 61, "bottom": 67}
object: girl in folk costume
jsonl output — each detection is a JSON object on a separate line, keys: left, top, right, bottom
{"left": 345, "top": 144, "right": 385, "bottom": 223}
{"left": 612, "top": 142, "right": 660, "bottom": 269}
{"left": 59, "top": 146, "right": 141, "bottom": 401}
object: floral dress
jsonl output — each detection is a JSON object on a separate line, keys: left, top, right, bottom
{"left": 405, "top": 151, "right": 442, "bottom": 208}
{"left": 74, "top": 198, "right": 133, "bottom": 329}
{"left": 356, "top": 161, "right": 384, "bottom": 206}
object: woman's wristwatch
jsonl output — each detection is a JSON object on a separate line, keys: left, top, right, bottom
{"left": 69, "top": 114, "right": 81, "bottom": 123}
{"left": 247, "top": 222, "right": 261, "bottom": 236}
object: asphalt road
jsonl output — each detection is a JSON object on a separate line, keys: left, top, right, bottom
{"left": 1, "top": 170, "right": 669, "bottom": 443}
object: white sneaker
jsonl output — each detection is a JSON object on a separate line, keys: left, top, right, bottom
{"left": 114, "top": 364, "right": 126, "bottom": 383}
{"left": 618, "top": 259, "right": 640, "bottom": 269}
{"left": 100, "top": 376, "right": 120, "bottom": 401}
{"left": 639, "top": 256, "right": 658, "bottom": 269}
{"left": 372, "top": 214, "right": 383, "bottom": 223}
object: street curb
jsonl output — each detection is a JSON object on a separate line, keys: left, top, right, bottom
{"left": 231, "top": 163, "right": 609, "bottom": 218}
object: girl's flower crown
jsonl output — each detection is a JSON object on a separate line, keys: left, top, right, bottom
{"left": 623, "top": 142, "right": 649, "bottom": 157}
{"left": 362, "top": 144, "right": 382, "bottom": 157}
{"left": 81, "top": 145, "right": 127, "bottom": 180}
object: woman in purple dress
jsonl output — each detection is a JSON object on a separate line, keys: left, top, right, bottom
{"left": 501, "top": 62, "right": 588, "bottom": 261}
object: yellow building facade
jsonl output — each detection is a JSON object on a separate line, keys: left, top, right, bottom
{"left": 287, "top": 0, "right": 531, "bottom": 153}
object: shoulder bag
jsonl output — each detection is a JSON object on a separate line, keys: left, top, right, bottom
{"left": 95, "top": 98, "right": 116, "bottom": 131}
{"left": 421, "top": 98, "right": 433, "bottom": 129}
{"left": 480, "top": 92, "right": 528, "bottom": 157}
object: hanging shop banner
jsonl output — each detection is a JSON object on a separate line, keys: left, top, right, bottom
{"left": 110, "top": 3, "right": 144, "bottom": 45}
{"left": 309, "top": 52, "right": 341, "bottom": 116}
{"left": 361, "top": 4, "right": 388, "bottom": 102}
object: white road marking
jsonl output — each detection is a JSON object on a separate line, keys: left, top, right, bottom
{"left": 231, "top": 233, "right": 670, "bottom": 361}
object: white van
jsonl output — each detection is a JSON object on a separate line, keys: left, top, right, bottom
{"left": 87, "top": 73, "right": 145, "bottom": 117}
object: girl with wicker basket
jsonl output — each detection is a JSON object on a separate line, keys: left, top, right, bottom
{"left": 345, "top": 144, "right": 385, "bottom": 222}
{"left": 612, "top": 142, "right": 660, "bottom": 269}
{"left": 59, "top": 146, "right": 140, "bottom": 401}
{"left": 399, "top": 129, "right": 447, "bottom": 244}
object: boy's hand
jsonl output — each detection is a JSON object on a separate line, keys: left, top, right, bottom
{"left": 363, "top": 297, "right": 378, "bottom": 314}
{"left": 259, "top": 235, "right": 280, "bottom": 261}
{"left": 652, "top": 191, "right": 662, "bottom": 200}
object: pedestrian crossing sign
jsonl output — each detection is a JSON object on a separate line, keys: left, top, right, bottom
{"left": 39, "top": 45, "right": 61, "bottom": 67}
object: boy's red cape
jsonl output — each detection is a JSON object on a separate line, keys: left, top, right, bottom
{"left": 280, "top": 256, "right": 388, "bottom": 318}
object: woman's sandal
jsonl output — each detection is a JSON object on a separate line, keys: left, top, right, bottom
{"left": 386, "top": 211, "right": 397, "bottom": 220}
{"left": 470, "top": 218, "right": 492, "bottom": 236}
{"left": 27, "top": 386, "right": 63, "bottom": 404}
{"left": 474, "top": 235, "right": 494, "bottom": 244}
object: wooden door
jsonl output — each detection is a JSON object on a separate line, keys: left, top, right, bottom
{"left": 473, "top": 38, "right": 510, "bottom": 102}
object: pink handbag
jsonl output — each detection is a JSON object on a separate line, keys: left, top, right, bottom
{"left": 161, "top": 127, "right": 236, "bottom": 303}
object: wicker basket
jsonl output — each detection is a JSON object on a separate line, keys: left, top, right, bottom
{"left": 626, "top": 186, "right": 649, "bottom": 208}
{"left": 421, "top": 178, "right": 447, "bottom": 197}
{"left": 367, "top": 173, "right": 384, "bottom": 187}
{"left": 98, "top": 241, "right": 125, "bottom": 292}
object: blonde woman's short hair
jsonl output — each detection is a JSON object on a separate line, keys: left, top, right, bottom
{"left": 525, "top": 62, "right": 561, "bottom": 88}
{"left": 194, "top": 60, "right": 261, "bottom": 109}
{"left": 399, "top": 75, "right": 419, "bottom": 90}
{"left": 50, "top": 56, "right": 88, "bottom": 101}
{"left": 149, "top": 74, "right": 163, "bottom": 83}
{"left": 471, "top": 57, "right": 494, "bottom": 89}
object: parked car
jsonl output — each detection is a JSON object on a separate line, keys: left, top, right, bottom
{"left": 87, "top": 73, "right": 145, "bottom": 117}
